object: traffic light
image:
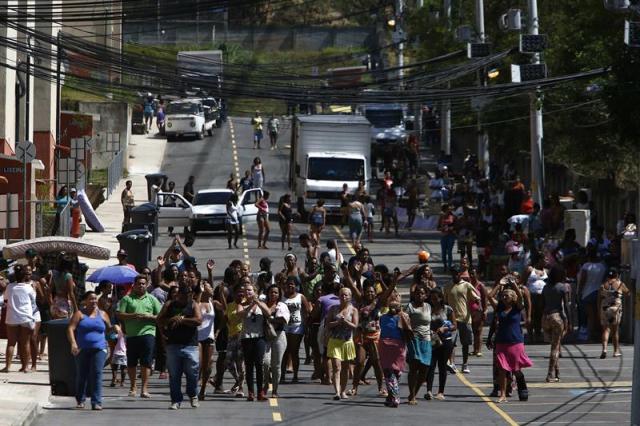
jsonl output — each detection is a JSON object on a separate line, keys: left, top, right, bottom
{"left": 520, "top": 34, "right": 548, "bottom": 53}
{"left": 467, "top": 42, "right": 491, "bottom": 58}
{"left": 624, "top": 20, "right": 640, "bottom": 47}
{"left": 511, "top": 63, "right": 548, "bottom": 82}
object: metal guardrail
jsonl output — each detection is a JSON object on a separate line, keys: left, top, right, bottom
{"left": 106, "top": 150, "right": 124, "bottom": 199}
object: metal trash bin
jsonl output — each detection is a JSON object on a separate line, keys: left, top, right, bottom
{"left": 48, "top": 318, "right": 76, "bottom": 396}
{"left": 131, "top": 203, "right": 159, "bottom": 245}
{"left": 117, "top": 229, "right": 153, "bottom": 271}
{"left": 144, "top": 173, "right": 167, "bottom": 202}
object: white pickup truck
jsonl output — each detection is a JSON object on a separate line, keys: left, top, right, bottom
{"left": 155, "top": 188, "right": 263, "bottom": 234}
{"left": 165, "top": 98, "right": 216, "bottom": 141}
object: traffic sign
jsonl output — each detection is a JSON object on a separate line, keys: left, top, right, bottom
{"left": 16, "top": 141, "right": 36, "bottom": 163}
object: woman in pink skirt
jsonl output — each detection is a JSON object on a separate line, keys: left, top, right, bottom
{"left": 377, "top": 302, "right": 412, "bottom": 407}
{"left": 489, "top": 281, "right": 533, "bottom": 403}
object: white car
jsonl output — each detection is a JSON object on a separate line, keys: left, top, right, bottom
{"left": 155, "top": 188, "right": 263, "bottom": 234}
{"left": 165, "top": 98, "right": 216, "bottom": 141}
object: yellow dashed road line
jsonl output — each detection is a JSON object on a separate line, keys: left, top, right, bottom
{"left": 229, "top": 118, "right": 250, "bottom": 267}
{"left": 332, "top": 225, "right": 356, "bottom": 255}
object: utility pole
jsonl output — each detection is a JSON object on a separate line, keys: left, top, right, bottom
{"left": 634, "top": 208, "right": 640, "bottom": 426}
{"left": 528, "top": 0, "right": 544, "bottom": 204}
{"left": 396, "top": 0, "right": 404, "bottom": 87}
{"left": 441, "top": 0, "right": 453, "bottom": 156}
{"left": 475, "top": 0, "right": 490, "bottom": 176}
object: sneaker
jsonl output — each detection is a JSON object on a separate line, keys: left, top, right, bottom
{"left": 190, "top": 397, "right": 199, "bottom": 408}
{"left": 446, "top": 362, "right": 458, "bottom": 374}
{"left": 600, "top": 352, "right": 607, "bottom": 359}
{"left": 462, "top": 364, "right": 471, "bottom": 374}
{"left": 169, "top": 403, "right": 180, "bottom": 410}
{"left": 424, "top": 391, "right": 433, "bottom": 400}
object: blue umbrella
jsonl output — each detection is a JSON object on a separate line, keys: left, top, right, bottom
{"left": 87, "top": 265, "right": 139, "bottom": 285}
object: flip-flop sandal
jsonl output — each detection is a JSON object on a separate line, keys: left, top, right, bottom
{"left": 140, "top": 392, "right": 152, "bottom": 399}
{"left": 128, "top": 389, "right": 137, "bottom": 397}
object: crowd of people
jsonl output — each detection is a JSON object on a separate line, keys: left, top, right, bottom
{"left": 1, "top": 117, "right": 632, "bottom": 415}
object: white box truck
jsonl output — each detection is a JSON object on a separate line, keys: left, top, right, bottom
{"left": 289, "top": 115, "right": 371, "bottom": 217}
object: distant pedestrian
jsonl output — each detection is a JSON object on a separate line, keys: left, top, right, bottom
{"left": 278, "top": 194, "right": 294, "bottom": 251}
{"left": 121, "top": 180, "right": 135, "bottom": 225}
{"left": 308, "top": 199, "right": 326, "bottom": 243}
{"left": 541, "top": 265, "right": 570, "bottom": 383}
{"left": 251, "top": 157, "right": 265, "bottom": 189}
{"left": 157, "top": 285, "right": 202, "bottom": 410}
{"left": 51, "top": 185, "right": 69, "bottom": 236}
{"left": 183, "top": 176, "right": 195, "bottom": 204}
{"left": 66, "top": 291, "right": 112, "bottom": 410}
{"left": 143, "top": 95, "right": 155, "bottom": 133}
{"left": 69, "top": 188, "right": 82, "bottom": 238}
{"left": 0, "top": 265, "right": 37, "bottom": 373}
{"left": 347, "top": 195, "right": 366, "bottom": 248}
{"left": 256, "top": 191, "right": 270, "bottom": 249}
{"left": 267, "top": 113, "right": 280, "bottom": 150}
{"left": 438, "top": 203, "right": 456, "bottom": 272}
{"left": 226, "top": 173, "right": 238, "bottom": 192}
{"left": 239, "top": 170, "right": 253, "bottom": 192}
{"left": 252, "top": 111, "right": 264, "bottom": 149}
{"left": 444, "top": 266, "right": 480, "bottom": 375}
{"left": 225, "top": 193, "right": 240, "bottom": 249}
{"left": 598, "top": 268, "right": 629, "bottom": 359}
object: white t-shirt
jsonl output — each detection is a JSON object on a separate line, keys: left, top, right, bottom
{"left": 4, "top": 282, "right": 36, "bottom": 326}
{"left": 579, "top": 262, "right": 606, "bottom": 299}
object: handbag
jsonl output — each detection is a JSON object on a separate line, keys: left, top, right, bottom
{"left": 431, "top": 331, "right": 443, "bottom": 348}
{"left": 264, "top": 318, "right": 278, "bottom": 341}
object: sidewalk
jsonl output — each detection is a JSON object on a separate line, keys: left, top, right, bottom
{"left": 0, "top": 134, "right": 167, "bottom": 426}
{"left": 0, "top": 339, "right": 51, "bottom": 426}
{"left": 81, "top": 133, "right": 167, "bottom": 272}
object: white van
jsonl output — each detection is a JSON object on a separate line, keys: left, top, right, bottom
{"left": 165, "top": 98, "right": 216, "bottom": 141}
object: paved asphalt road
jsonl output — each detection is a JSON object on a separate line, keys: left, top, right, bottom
{"left": 36, "top": 118, "right": 634, "bottom": 425}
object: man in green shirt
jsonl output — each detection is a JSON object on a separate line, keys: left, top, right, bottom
{"left": 444, "top": 266, "right": 480, "bottom": 374}
{"left": 117, "top": 275, "right": 162, "bottom": 398}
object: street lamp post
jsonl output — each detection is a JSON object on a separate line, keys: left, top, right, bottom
{"left": 528, "top": 0, "right": 545, "bottom": 205}
{"left": 396, "top": 0, "right": 404, "bottom": 88}
{"left": 475, "top": 0, "right": 490, "bottom": 176}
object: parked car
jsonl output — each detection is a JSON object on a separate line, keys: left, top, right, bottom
{"left": 165, "top": 98, "right": 216, "bottom": 141}
{"left": 154, "top": 188, "right": 263, "bottom": 234}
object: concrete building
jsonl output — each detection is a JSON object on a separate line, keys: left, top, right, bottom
{"left": 0, "top": 0, "right": 123, "bottom": 239}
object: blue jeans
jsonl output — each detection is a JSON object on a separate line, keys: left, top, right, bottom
{"left": 440, "top": 234, "right": 456, "bottom": 269}
{"left": 166, "top": 344, "right": 199, "bottom": 403}
{"left": 75, "top": 347, "right": 108, "bottom": 407}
